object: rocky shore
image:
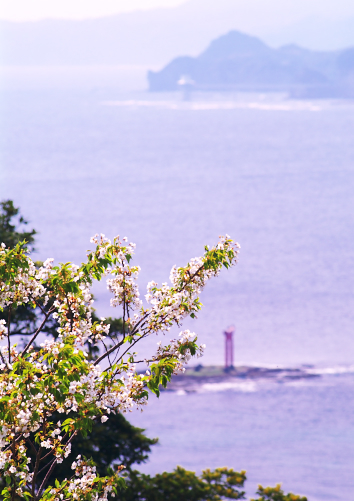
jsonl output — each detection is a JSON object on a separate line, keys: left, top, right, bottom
{"left": 164, "top": 364, "right": 319, "bottom": 392}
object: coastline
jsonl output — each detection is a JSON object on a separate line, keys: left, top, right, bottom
{"left": 164, "top": 364, "right": 320, "bottom": 392}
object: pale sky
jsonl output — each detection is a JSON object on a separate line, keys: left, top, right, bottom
{"left": 0, "top": 0, "right": 186, "bottom": 21}
{"left": 1, "top": 0, "right": 353, "bottom": 24}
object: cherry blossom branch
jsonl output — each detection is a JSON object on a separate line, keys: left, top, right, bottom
{"left": 0, "top": 234, "right": 239, "bottom": 498}
{"left": 95, "top": 283, "right": 196, "bottom": 367}
{"left": 128, "top": 262, "right": 206, "bottom": 338}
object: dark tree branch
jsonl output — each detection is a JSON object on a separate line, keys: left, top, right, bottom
{"left": 37, "top": 456, "right": 56, "bottom": 476}
{"left": 34, "top": 299, "right": 47, "bottom": 316}
{"left": 0, "top": 349, "right": 6, "bottom": 366}
{"left": 21, "top": 306, "right": 55, "bottom": 356}
{"left": 10, "top": 329, "right": 37, "bottom": 336}
{"left": 26, "top": 437, "right": 38, "bottom": 456}
{"left": 93, "top": 336, "right": 126, "bottom": 366}
{"left": 31, "top": 445, "right": 43, "bottom": 497}
{"left": 66, "top": 294, "right": 74, "bottom": 333}
{"left": 36, "top": 457, "right": 57, "bottom": 500}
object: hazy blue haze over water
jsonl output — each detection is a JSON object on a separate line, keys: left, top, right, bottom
{"left": 0, "top": 67, "right": 353, "bottom": 500}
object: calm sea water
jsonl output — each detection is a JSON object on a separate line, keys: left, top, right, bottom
{"left": 129, "top": 374, "right": 354, "bottom": 501}
{"left": 0, "top": 67, "right": 353, "bottom": 499}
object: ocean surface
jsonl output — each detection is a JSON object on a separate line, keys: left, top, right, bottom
{"left": 0, "top": 66, "right": 353, "bottom": 500}
{"left": 129, "top": 374, "right": 354, "bottom": 501}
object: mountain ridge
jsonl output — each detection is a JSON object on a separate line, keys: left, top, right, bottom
{"left": 147, "top": 30, "right": 354, "bottom": 97}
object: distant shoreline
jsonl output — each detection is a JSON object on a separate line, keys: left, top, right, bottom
{"left": 163, "top": 364, "right": 320, "bottom": 392}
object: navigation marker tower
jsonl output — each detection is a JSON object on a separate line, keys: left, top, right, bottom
{"left": 224, "top": 325, "right": 235, "bottom": 370}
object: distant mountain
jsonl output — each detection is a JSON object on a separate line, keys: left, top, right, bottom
{"left": 0, "top": 0, "right": 354, "bottom": 66}
{"left": 148, "top": 31, "right": 354, "bottom": 97}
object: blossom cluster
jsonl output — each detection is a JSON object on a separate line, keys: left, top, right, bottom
{"left": 41, "top": 456, "right": 122, "bottom": 501}
{"left": 151, "top": 330, "right": 206, "bottom": 374}
{"left": 0, "top": 318, "right": 7, "bottom": 340}
{"left": 0, "top": 244, "right": 53, "bottom": 310}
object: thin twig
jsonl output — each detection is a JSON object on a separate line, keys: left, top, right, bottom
{"left": 0, "top": 349, "right": 7, "bottom": 366}
{"left": 34, "top": 299, "right": 47, "bottom": 316}
{"left": 36, "top": 457, "right": 57, "bottom": 500}
{"left": 10, "top": 329, "right": 37, "bottom": 336}
{"left": 26, "top": 437, "right": 38, "bottom": 456}
{"left": 66, "top": 294, "right": 74, "bottom": 333}
{"left": 36, "top": 431, "right": 77, "bottom": 500}
{"left": 41, "top": 433, "right": 68, "bottom": 461}
{"left": 101, "top": 339, "right": 112, "bottom": 367}
{"left": 37, "top": 456, "right": 56, "bottom": 476}
{"left": 94, "top": 337, "right": 129, "bottom": 366}
{"left": 103, "top": 331, "right": 151, "bottom": 374}
{"left": 111, "top": 333, "right": 124, "bottom": 366}
{"left": 113, "top": 332, "right": 149, "bottom": 366}
{"left": 7, "top": 305, "right": 12, "bottom": 363}
{"left": 31, "top": 445, "right": 43, "bottom": 497}
{"left": 123, "top": 277, "right": 126, "bottom": 338}
{"left": 94, "top": 337, "right": 126, "bottom": 366}
{"left": 3, "top": 433, "right": 23, "bottom": 452}
{"left": 21, "top": 306, "right": 55, "bottom": 356}
{"left": 10, "top": 434, "right": 17, "bottom": 501}
{"left": 129, "top": 312, "right": 149, "bottom": 336}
